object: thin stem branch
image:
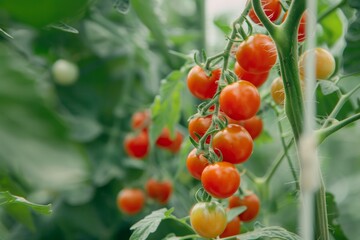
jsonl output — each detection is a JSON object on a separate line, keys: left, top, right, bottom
{"left": 251, "top": 0, "right": 276, "bottom": 35}
{"left": 317, "top": 0, "right": 347, "bottom": 23}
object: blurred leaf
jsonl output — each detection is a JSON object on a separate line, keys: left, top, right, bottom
{"left": 318, "top": 0, "right": 343, "bottom": 47}
{"left": 147, "top": 218, "right": 194, "bottom": 240}
{"left": 0, "top": 191, "right": 52, "bottom": 215}
{"left": 0, "top": 27, "right": 13, "bottom": 39}
{"left": 149, "top": 71, "right": 184, "bottom": 145}
{"left": 48, "top": 22, "right": 79, "bottom": 34}
{"left": 227, "top": 206, "right": 246, "bottom": 222}
{"left": 0, "top": 221, "right": 9, "bottom": 239}
{"left": 130, "top": 208, "right": 174, "bottom": 240}
{"left": 349, "top": 0, "right": 360, "bottom": 9}
{"left": 63, "top": 115, "right": 103, "bottom": 142}
{"left": 318, "top": 80, "right": 340, "bottom": 95}
{"left": 214, "top": 15, "right": 232, "bottom": 35}
{"left": 342, "top": 11, "right": 360, "bottom": 74}
{"left": 238, "top": 223, "right": 301, "bottom": 239}
{"left": 255, "top": 130, "right": 273, "bottom": 144}
{"left": 113, "top": 0, "right": 130, "bottom": 14}
{"left": 326, "top": 192, "right": 349, "bottom": 240}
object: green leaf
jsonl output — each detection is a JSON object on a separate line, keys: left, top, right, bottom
{"left": 214, "top": 15, "right": 232, "bottom": 35}
{"left": 349, "top": 0, "right": 360, "bottom": 9}
{"left": 113, "top": 0, "right": 130, "bottom": 14}
{"left": 318, "top": 80, "right": 340, "bottom": 95}
{"left": 147, "top": 218, "right": 194, "bottom": 240}
{"left": 149, "top": 71, "right": 184, "bottom": 145}
{"left": 0, "top": 27, "right": 13, "bottom": 39}
{"left": 326, "top": 192, "right": 349, "bottom": 240}
{"left": 238, "top": 224, "right": 301, "bottom": 240}
{"left": 63, "top": 115, "right": 103, "bottom": 142}
{"left": 0, "top": 191, "right": 52, "bottom": 215}
{"left": 48, "top": 22, "right": 79, "bottom": 34}
{"left": 227, "top": 206, "right": 246, "bottom": 222}
{"left": 342, "top": 12, "right": 360, "bottom": 74}
{"left": 130, "top": 208, "right": 174, "bottom": 240}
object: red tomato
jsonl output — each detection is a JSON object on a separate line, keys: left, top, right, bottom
{"left": 212, "top": 124, "right": 253, "bottom": 164}
{"left": 234, "top": 62, "right": 269, "bottom": 87}
{"left": 240, "top": 115, "right": 263, "bottom": 139}
{"left": 145, "top": 178, "right": 160, "bottom": 199}
{"left": 219, "top": 80, "right": 260, "bottom": 121}
{"left": 157, "top": 180, "right": 173, "bottom": 204}
{"left": 283, "top": 11, "right": 307, "bottom": 42}
{"left": 201, "top": 162, "right": 241, "bottom": 199}
{"left": 220, "top": 215, "right": 241, "bottom": 238}
{"left": 187, "top": 66, "right": 221, "bottom": 100}
{"left": 248, "top": 0, "right": 282, "bottom": 24}
{"left": 188, "top": 115, "right": 212, "bottom": 142}
{"left": 229, "top": 193, "right": 260, "bottom": 222}
{"left": 190, "top": 202, "right": 227, "bottom": 238}
{"left": 131, "top": 110, "right": 150, "bottom": 130}
{"left": 156, "top": 128, "right": 183, "bottom": 153}
{"left": 124, "top": 130, "right": 149, "bottom": 159}
{"left": 236, "top": 34, "right": 277, "bottom": 73}
{"left": 117, "top": 188, "right": 145, "bottom": 215}
{"left": 186, "top": 149, "right": 209, "bottom": 180}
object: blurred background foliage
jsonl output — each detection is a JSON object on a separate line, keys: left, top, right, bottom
{"left": 0, "top": 0, "right": 359, "bottom": 239}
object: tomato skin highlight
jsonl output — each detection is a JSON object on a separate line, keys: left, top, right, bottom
{"left": 236, "top": 34, "right": 277, "bottom": 73}
{"left": 187, "top": 66, "right": 221, "bottom": 100}
{"left": 212, "top": 124, "right": 253, "bottom": 164}
{"left": 220, "top": 215, "right": 241, "bottom": 238}
{"left": 186, "top": 149, "right": 209, "bottom": 180}
{"left": 219, "top": 80, "right": 261, "bottom": 121}
{"left": 248, "top": 0, "right": 282, "bottom": 24}
{"left": 229, "top": 193, "right": 260, "bottom": 222}
{"left": 124, "top": 130, "right": 149, "bottom": 159}
{"left": 131, "top": 110, "right": 150, "bottom": 130}
{"left": 188, "top": 115, "right": 212, "bottom": 142}
{"left": 190, "top": 202, "right": 227, "bottom": 238}
{"left": 234, "top": 62, "right": 269, "bottom": 87}
{"left": 201, "top": 162, "right": 241, "bottom": 199}
{"left": 117, "top": 188, "right": 145, "bottom": 215}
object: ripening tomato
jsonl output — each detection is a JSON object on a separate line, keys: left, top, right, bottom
{"left": 248, "top": 0, "right": 282, "bottom": 24}
{"left": 201, "top": 162, "right": 241, "bottom": 199}
{"left": 298, "top": 48, "right": 336, "bottom": 80}
{"left": 220, "top": 215, "right": 241, "bottom": 238}
{"left": 234, "top": 62, "right": 269, "bottom": 87}
{"left": 236, "top": 34, "right": 277, "bottom": 73}
{"left": 131, "top": 110, "right": 150, "bottom": 130}
{"left": 229, "top": 193, "right": 260, "bottom": 222}
{"left": 156, "top": 128, "right": 183, "bottom": 153}
{"left": 212, "top": 124, "right": 253, "bottom": 164}
{"left": 240, "top": 115, "right": 263, "bottom": 139}
{"left": 270, "top": 77, "right": 285, "bottom": 105}
{"left": 187, "top": 66, "right": 221, "bottom": 100}
{"left": 190, "top": 202, "right": 227, "bottom": 238}
{"left": 186, "top": 149, "right": 209, "bottom": 180}
{"left": 188, "top": 115, "right": 212, "bottom": 142}
{"left": 117, "top": 188, "right": 145, "bottom": 215}
{"left": 124, "top": 130, "right": 149, "bottom": 159}
{"left": 283, "top": 11, "right": 307, "bottom": 42}
{"left": 219, "top": 80, "right": 260, "bottom": 121}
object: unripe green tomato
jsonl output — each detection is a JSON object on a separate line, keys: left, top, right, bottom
{"left": 52, "top": 59, "right": 79, "bottom": 85}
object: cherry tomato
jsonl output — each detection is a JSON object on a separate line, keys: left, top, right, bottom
{"left": 187, "top": 66, "right": 221, "bottom": 100}
{"left": 117, "top": 188, "right": 145, "bottom": 215}
{"left": 298, "top": 48, "right": 335, "bottom": 80}
{"left": 270, "top": 76, "right": 285, "bottom": 105}
{"left": 248, "top": 0, "right": 282, "bottom": 24}
{"left": 131, "top": 110, "right": 150, "bottom": 130}
{"left": 201, "top": 162, "right": 241, "bottom": 199}
{"left": 234, "top": 62, "right": 269, "bottom": 87}
{"left": 188, "top": 115, "right": 212, "bottom": 142}
{"left": 52, "top": 59, "right": 79, "bottom": 85}
{"left": 240, "top": 115, "right": 263, "bottom": 139}
{"left": 190, "top": 202, "right": 227, "bottom": 238}
{"left": 186, "top": 149, "right": 209, "bottom": 180}
{"left": 283, "top": 11, "right": 307, "bottom": 42}
{"left": 220, "top": 215, "right": 241, "bottom": 238}
{"left": 145, "top": 178, "right": 160, "bottom": 199}
{"left": 219, "top": 80, "right": 260, "bottom": 121}
{"left": 157, "top": 180, "right": 173, "bottom": 204}
{"left": 236, "top": 34, "right": 277, "bottom": 73}
{"left": 229, "top": 192, "right": 260, "bottom": 222}
{"left": 156, "top": 128, "right": 183, "bottom": 153}
{"left": 124, "top": 130, "right": 149, "bottom": 159}
{"left": 212, "top": 124, "right": 253, "bottom": 164}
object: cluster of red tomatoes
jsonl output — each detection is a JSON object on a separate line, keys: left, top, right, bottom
{"left": 117, "top": 110, "right": 183, "bottom": 215}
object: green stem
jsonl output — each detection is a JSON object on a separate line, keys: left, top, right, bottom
{"left": 251, "top": 0, "right": 277, "bottom": 35}
{"left": 315, "top": 174, "right": 329, "bottom": 240}
{"left": 317, "top": 0, "right": 347, "bottom": 23}
{"left": 317, "top": 112, "right": 360, "bottom": 144}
